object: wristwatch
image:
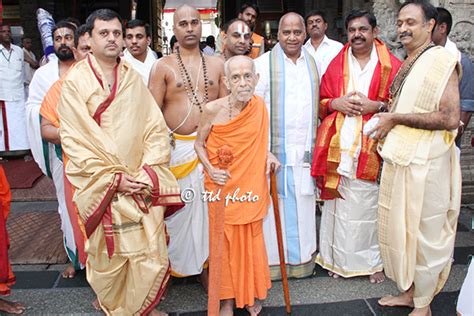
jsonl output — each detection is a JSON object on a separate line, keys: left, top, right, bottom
{"left": 378, "top": 101, "right": 386, "bottom": 112}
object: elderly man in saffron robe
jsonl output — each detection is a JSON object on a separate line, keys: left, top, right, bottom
{"left": 195, "top": 55, "right": 280, "bottom": 316}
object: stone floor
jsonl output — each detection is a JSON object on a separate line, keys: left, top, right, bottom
{"left": 2, "top": 201, "right": 472, "bottom": 315}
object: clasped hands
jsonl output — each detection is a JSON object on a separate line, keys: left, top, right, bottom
{"left": 331, "top": 91, "right": 379, "bottom": 116}
{"left": 117, "top": 174, "right": 148, "bottom": 195}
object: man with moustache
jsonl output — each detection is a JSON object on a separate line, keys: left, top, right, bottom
{"left": 311, "top": 10, "right": 401, "bottom": 284}
{"left": 254, "top": 12, "right": 319, "bottom": 280}
{"left": 149, "top": 4, "right": 226, "bottom": 288}
{"left": 0, "top": 23, "right": 29, "bottom": 153}
{"left": 218, "top": 18, "right": 252, "bottom": 61}
{"left": 369, "top": 1, "right": 461, "bottom": 315}
{"left": 123, "top": 19, "right": 157, "bottom": 84}
{"left": 37, "top": 25, "right": 91, "bottom": 279}
{"left": 58, "top": 9, "right": 182, "bottom": 315}
{"left": 304, "top": 10, "right": 343, "bottom": 78}
{"left": 25, "top": 20, "right": 79, "bottom": 278}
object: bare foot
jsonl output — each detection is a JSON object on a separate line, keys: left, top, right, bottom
{"left": 328, "top": 271, "right": 340, "bottom": 279}
{"left": 378, "top": 292, "right": 414, "bottom": 308}
{"left": 0, "top": 298, "right": 26, "bottom": 314}
{"left": 220, "top": 299, "right": 234, "bottom": 316}
{"left": 198, "top": 268, "right": 209, "bottom": 293}
{"left": 369, "top": 271, "right": 385, "bottom": 284}
{"left": 149, "top": 309, "right": 168, "bottom": 316}
{"left": 62, "top": 263, "right": 76, "bottom": 279}
{"left": 246, "top": 301, "right": 263, "bottom": 316}
{"left": 409, "top": 306, "right": 432, "bottom": 316}
{"left": 92, "top": 298, "right": 101, "bottom": 311}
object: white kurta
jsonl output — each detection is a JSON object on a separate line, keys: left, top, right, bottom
{"left": 123, "top": 47, "right": 157, "bottom": 85}
{"left": 26, "top": 60, "right": 81, "bottom": 268}
{"left": 255, "top": 51, "right": 317, "bottom": 279}
{"left": 0, "top": 43, "right": 28, "bottom": 151}
{"left": 304, "top": 35, "right": 343, "bottom": 79}
{"left": 317, "top": 45, "right": 383, "bottom": 277}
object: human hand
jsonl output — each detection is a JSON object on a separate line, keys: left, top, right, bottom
{"left": 331, "top": 91, "right": 363, "bottom": 116}
{"left": 366, "top": 113, "right": 397, "bottom": 141}
{"left": 117, "top": 174, "right": 148, "bottom": 195}
{"left": 208, "top": 167, "right": 231, "bottom": 186}
{"left": 266, "top": 152, "right": 281, "bottom": 174}
{"left": 354, "top": 92, "right": 379, "bottom": 115}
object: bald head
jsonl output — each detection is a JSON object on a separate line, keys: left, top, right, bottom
{"left": 173, "top": 4, "right": 201, "bottom": 49}
{"left": 224, "top": 55, "right": 255, "bottom": 76}
{"left": 224, "top": 56, "right": 259, "bottom": 102}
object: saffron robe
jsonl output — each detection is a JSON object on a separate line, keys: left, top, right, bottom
{"left": 58, "top": 54, "right": 183, "bottom": 315}
{"left": 378, "top": 46, "right": 461, "bottom": 308}
{"left": 205, "top": 95, "right": 271, "bottom": 314}
{"left": 0, "top": 165, "right": 15, "bottom": 296}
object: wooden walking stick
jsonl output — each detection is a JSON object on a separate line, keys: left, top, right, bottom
{"left": 270, "top": 164, "right": 291, "bottom": 314}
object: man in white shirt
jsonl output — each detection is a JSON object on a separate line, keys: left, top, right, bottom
{"left": 304, "top": 10, "right": 343, "bottom": 78}
{"left": 123, "top": 19, "right": 157, "bottom": 84}
{"left": 311, "top": 10, "right": 401, "bottom": 284}
{"left": 22, "top": 36, "right": 38, "bottom": 99}
{"left": 0, "top": 23, "right": 29, "bottom": 153}
{"left": 255, "top": 12, "right": 319, "bottom": 280}
{"left": 26, "top": 20, "right": 81, "bottom": 279}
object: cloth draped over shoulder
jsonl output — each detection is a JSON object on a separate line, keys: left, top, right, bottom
{"left": 270, "top": 43, "right": 319, "bottom": 196}
{"left": 205, "top": 95, "right": 271, "bottom": 315}
{"left": 0, "top": 166, "right": 15, "bottom": 296}
{"left": 311, "top": 39, "right": 401, "bottom": 200}
{"left": 58, "top": 54, "right": 183, "bottom": 314}
{"left": 378, "top": 46, "right": 461, "bottom": 308}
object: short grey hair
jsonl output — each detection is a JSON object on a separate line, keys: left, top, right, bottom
{"left": 278, "top": 12, "right": 305, "bottom": 31}
{"left": 224, "top": 55, "right": 256, "bottom": 76}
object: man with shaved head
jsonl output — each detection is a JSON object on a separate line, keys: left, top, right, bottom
{"left": 219, "top": 18, "right": 252, "bottom": 61}
{"left": 149, "top": 4, "right": 227, "bottom": 287}
{"left": 196, "top": 55, "right": 278, "bottom": 316}
{"left": 254, "top": 12, "right": 319, "bottom": 280}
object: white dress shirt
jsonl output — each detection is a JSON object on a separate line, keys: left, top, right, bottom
{"left": 338, "top": 44, "right": 379, "bottom": 179}
{"left": 304, "top": 35, "right": 343, "bottom": 78}
{"left": 0, "top": 43, "right": 24, "bottom": 102}
{"left": 255, "top": 50, "right": 312, "bottom": 167}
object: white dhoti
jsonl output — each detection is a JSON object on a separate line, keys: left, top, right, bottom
{"left": 166, "top": 133, "right": 209, "bottom": 276}
{"left": 0, "top": 99, "right": 29, "bottom": 151}
{"left": 263, "top": 165, "right": 317, "bottom": 279}
{"left": 25, "top": 60, "right": 82, "bottom": 268}
{"left": 317, "top": 177, "right": 382, "bottom": 277}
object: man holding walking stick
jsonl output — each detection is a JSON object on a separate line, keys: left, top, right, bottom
{"left": 195, "top": 55, "right": 280, "bottom": 316}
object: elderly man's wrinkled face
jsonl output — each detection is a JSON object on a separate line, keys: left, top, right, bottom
{"left": 225, "top": 21, "right": 251, "bottom": 56}
{"left": 278, "top": 14, "right": 306, "bottom": 58}
{"left": 225, "top": 57, "right": 259, "bottom": 103}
